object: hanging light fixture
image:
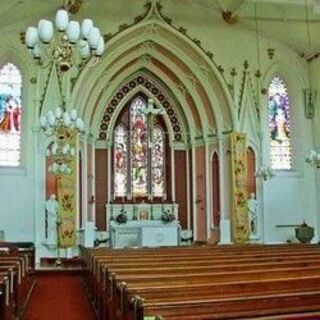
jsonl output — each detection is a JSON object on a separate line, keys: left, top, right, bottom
{"left": 24, "top": 8, "right": 105, "bottom": 73}
{"left": 40, "top": 107, "right": 86, "bottom": 175}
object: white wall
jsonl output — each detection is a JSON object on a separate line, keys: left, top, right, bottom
{"left": 0, "top": 171, "right": 35, "bottom": 241}
{"left": 260, "top": 63, "right": 317, "bottom": 243}
{"left": 0, "top": 38, "right": 37, "bottom": 242}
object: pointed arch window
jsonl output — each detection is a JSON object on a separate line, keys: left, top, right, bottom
{"left": 113, "top": 95, "right": 167, "bottom": 200}
{"left": 0, "top": 63, "right": 22, "bottom": 167}
{"left": 114, "top": 125, "right": 128, "bottom": 197}
{"left": 268, "top": 76, "right": 292, "bottom": 170}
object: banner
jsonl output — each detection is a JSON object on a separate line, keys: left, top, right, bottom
{"left": 57, "top": 129, "right": 77, "bottom": 248}
{"left": 230, "top": 132, "right": 250, "bottom": 244}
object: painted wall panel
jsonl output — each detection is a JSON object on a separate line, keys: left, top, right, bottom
{"left": 195, "top": 145, "right": 206, "bottom": 240}
{"left": 95, "top": 149, "right": 108, "bottom": 231}
{"left": 174, "top": 150, "right": 188, "bottom": 229}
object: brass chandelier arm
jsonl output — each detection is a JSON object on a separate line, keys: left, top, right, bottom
{"left": 25, "top": 7, "right": 105, "bottom": 73}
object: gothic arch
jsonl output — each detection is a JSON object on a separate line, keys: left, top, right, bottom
{"left": 72, "top": 2, "right": 234, "bottom": 142}
{"left": 262, "top": 60, "right": 308, "bottom": 92}
{"left": 97, "top": 73, "right": 185, "bottom": 144}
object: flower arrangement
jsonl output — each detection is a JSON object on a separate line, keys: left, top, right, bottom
{"left": 161, "top": 210, "right": 176, "bottom": 223}
{"left": 115, "top": 210, "right": 127, "bottom": 224}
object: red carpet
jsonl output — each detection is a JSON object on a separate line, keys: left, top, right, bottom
{"left": 24, "top": 273, "right": 95, "bottom": 320}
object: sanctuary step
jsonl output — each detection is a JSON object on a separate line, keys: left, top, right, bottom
{"left": 38, "top": 257, "right": 84, "bottom": 271}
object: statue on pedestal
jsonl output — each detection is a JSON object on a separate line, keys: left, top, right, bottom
{"left": 45, "top": 194, "right": 60, "bottom": 245}
{"left": 248, "top": 193, "right": 258, "bottom": 236}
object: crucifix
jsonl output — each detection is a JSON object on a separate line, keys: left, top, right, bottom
{"left": 139, "top": 98, "right": 164, "bottom": 148}
{"left": 138, "top": 98, "right": 164, "bottom": 201}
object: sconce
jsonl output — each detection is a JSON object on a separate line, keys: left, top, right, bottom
{"left": 89, "top": 195, "right": 96, "bottom": 204}
{"left": 305, "top": 149, "right": 320, "bottom": 168}
{"left": 255, "top": 166, "right": 275, "bottom": 181}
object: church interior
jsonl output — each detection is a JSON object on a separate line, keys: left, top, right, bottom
{"left": 1, "top": 0, "right": 320, "bottom": 319}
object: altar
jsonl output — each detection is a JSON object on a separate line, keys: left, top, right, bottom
{"left": 106, "top": 203, "right": 180, "bottom": 248}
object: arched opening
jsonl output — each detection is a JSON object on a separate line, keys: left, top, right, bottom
{"left": 112, "top": 93, "right": 170, "bottom": 203}
{"left": 268, "top": 76, "right": 292, "bottom": 170}
{"left": 212, "top": 152, "right": 220, "bottom": 228}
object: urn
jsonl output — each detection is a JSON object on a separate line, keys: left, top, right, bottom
{"left": 295, "top": 222, "right": 314, "bottom": 244}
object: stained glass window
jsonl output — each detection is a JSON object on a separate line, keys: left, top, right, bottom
{"left": 113, "top": 96, "right": 166, "bottom": 199}
{"left": 131, "top": 98, "right": 148, "bottom": 197}
{"left": 114, "top": 125, "right": 128, "bottom": 197}
{"left": 0, "top": 63, "right": 22, "bottom": 167}
{"left": 151, "top": 126, "right": 165, "bottom": 197}
{"left": 268, "top": 76, "right": 292, "bottom": 170}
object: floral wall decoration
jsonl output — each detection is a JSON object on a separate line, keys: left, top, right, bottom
{"left": 57, "top": 129, "right": 77, "bottom": 247}
{"left": 230, "top": 132, "right": 250, "bottom": 244}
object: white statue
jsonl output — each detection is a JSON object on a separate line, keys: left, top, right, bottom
{"left": 45, "top": 194, "right": 60, "bottom": 244}
{"left": 248, "top": 193, "right": 258, "bottom": 235}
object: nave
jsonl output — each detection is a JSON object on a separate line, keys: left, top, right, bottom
{"left": 2, "top": 0, "right": 320, "bottom": 319}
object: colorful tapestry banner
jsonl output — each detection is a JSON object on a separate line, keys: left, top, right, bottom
{"left": 230, "top": 132, "right": 250, "bottom": 244}
{"left": 57, "top": 129, "right": 77, "bottom": 248}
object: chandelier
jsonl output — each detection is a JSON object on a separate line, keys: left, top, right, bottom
{"left": 305, "top": 149, "right": 320, "bottom": 168}
{"left": 25, "top": 8, "right": 105, "bottom": 72}
{"left": 40, "top": 107, "right": 85, "bottom": 175}
{"left": 255, "top": 166, "right": 275, "bottom": 181}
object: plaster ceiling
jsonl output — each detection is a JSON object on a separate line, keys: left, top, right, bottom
{"left": 1, "top": 0, "right": 320, "bottom": 59}
{"left": 190, "top": 0, "right": 320, "bottom": 58}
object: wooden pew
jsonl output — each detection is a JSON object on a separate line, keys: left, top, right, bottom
{"left": 84, "top": 244, "right": 320, "bottom": 320}
{"left": 113, "top": 268, "right": 320, "bottom": 320}
{"left": 84, "top": 244, "right": 320, "bottom": 274}
{"left": 88, "top": 245, "right": 320, "bottom": 308}
{"left": 0, "top": 274, "right": 12, "bottom": 320}
{"left": 131, "top": 290, "right": 320, "bottom": 320}
{"left": 98, "top": 253, "right": 320, "bottom": 316}
{"left": 0, "top": 243, "right": 35, "bottom": 320}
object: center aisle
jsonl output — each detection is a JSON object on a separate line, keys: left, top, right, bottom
{"left": 24, "top": 273, "right": 95, "bottom": 320}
